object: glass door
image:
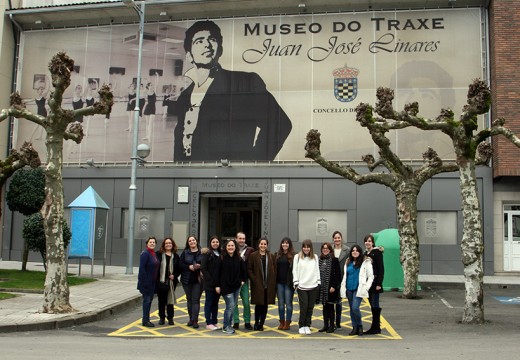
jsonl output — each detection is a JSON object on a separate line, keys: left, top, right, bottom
{"left": 503, "top": 207, "right": 520, "bottom": 271}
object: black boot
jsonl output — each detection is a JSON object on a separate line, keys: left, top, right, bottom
{"left": 364, "top": 307, "right": 382, "bottom": 334}
{"left": 357, "top": 325, "right": 363, "bottom": 336}
{"left": 348, "top": 326, "right": 357, "bottom": 336}
{"left": 319, "top": 309, "right": 329, "bottom": 332}
{"left": 326, "top": 306, "right": 335, "bottom": 333}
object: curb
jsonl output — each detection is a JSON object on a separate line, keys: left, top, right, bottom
{"left": 0, "top": 294, "right": 141, "bottom": 333}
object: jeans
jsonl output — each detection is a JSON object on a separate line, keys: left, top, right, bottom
{"left": 142, "top": 293, "right": 154, "bottom": 324}
{"left": 233, "top": 282, "right": 251, "bottom": 324}
{"left": 223, "top": 289, "right": 240, "bottom": 328}
{"left": 276, "top": 283, "right": 294, "bottom": 321}
{"left": 182, "top": 282, "right": 203, "bottom": 322}
{"left": 204, "top": 289, "right": 220, "bottom": 325}
{"left": 368, "top": 290, "right": 380, "bottom": 308}
{"left": 346, "top": 289, "right": 362, "bottom": 328}
{"left": 296, "top": 287, "right": 319, "bottom": 328}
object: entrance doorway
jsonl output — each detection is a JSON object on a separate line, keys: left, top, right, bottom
{"left": 200, "top": 195, "right": 262, "bottom": 248}
{"left": 503, "top": 205, "right": 520, "bottom": 271}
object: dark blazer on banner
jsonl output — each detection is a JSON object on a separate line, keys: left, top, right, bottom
{"left": 174, "top": 66, "right": 292, "bottom": 161}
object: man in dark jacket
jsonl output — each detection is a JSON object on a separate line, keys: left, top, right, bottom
{"left": 174, "top": 20, "right": 292, "bottom": 161}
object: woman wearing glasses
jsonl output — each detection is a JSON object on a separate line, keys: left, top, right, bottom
{"left": 317, "top": 242, "right": 341, "bottom": 333}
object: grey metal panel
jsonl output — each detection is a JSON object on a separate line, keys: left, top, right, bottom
{"left": 288, "top": 209, "right": 299, "bottom": 244}
{"left": 80, "top": 178, "right": 114, "bottom": 208}
{"left": 432, "top": 245, "right": 461, "bottom": 261}
{"left": 143, "top": 179, "right": 174, "bottom": 208}
{"left": 63, "top": 179, "right": 83, "bottom": 209}
{"left": 289, "top": 179, "right": 323, "bottom": 209}
{"left": 420, "top": 261, "right": 432, "bottom": 274}
{"left": 432, "top": 260, "right": 463, "bottom": 274}
{"left": 419, "top": 244, "right": 432, "bottom": 261}
{"left": 357, "top": 183, "right": 396, "bottom": 238}
{"left": 417, "top": 179, "right": 432, "bottom": 210}
{"left": 113, "top": 177, "right": 143, "bottom": 208}
{"left": 346, "top": 211, "right": 358, "bottom": 246}
{"left": 322, "top": 178, "right": 356, "bottom": 209}
{"left": 431, "top": 178, "right": 462, "bottom": 210}
{"left": 269, "top": 179, "right": 289, "bottom": 245}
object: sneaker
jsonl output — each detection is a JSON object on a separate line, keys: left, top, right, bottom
{"left": 232, "top": 323, "right": 239, "bottom": 329}
{"left": 222, "top": 326, "right": 235, "bottom": 334}
{"left": 298, "top": 327, "right": 305, "bottom": 334}
{"left": 206, "top": 324, "right": 217, "bottom": 330}
{"left": 304, "top": 327, "right": 311, "bottom": 335}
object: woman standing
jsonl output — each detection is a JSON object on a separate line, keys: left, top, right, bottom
{"left": 180, "top": 235, "right": 203, "bottom": 328}
{"left": 340, "top": 244, "right": 374, "bottom": 336}
{"left": 248, "top": 237, "right": 277, "bottom": 331}
{"left": 332, "top": 231, "right": 349, "bottom": 329}
{"left": 215, "top": 239, "right": 247, "bottom": 335}
{"left": 363, "top": 234, "right": 385, "bottom": 335}
{"left": 156, "top": 237, "right": 180, "bottom": 325}
{"left": 292, "top": 239, "right": 321, "bottom": 335}
{"left": 137, "top": 237, "right": 159, "bottom": 327}
{"left": 275, "top": 237, "right": 295, "bottom": 330}
{"left": 201, "top": 235, "right": 221, "bottom": 331}
{"left": 318, "top": 242, "right": 341, "bottom": 333}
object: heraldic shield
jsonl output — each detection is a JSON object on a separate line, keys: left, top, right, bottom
{"left": 333, "top": 66, "right": 360, "bottom": 102}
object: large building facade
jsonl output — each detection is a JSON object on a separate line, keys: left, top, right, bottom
{"left": 0, "top": 0, "right": 518, "bottom": 275}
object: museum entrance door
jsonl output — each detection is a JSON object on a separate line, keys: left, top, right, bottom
{"left": 200, "top": 194, "right": 261, "bottom": 248}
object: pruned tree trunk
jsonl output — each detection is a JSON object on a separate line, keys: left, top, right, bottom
{"left": 458, "top": 160, "right": 484, "bottom": 323}
{"left": 41, "top": 130, "right": 72, "bottom": 313}
{"left": 396, "top": 184, "right": 420, "bottom": 298}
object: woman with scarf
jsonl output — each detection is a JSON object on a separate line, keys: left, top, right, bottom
{"left": 201, "top": 235, "right": 221, "bottom": 330}
{"left": 317, "top": 242, "right": 341, "bottom": 333}
{"left": 248, "top": 237, "right": 277, "bottom": 331}
{"left": 137, "top": 237, "right": 159, "bottom": 327}
{"left": 156, "top": 237, "right": 180, "bottom": 325}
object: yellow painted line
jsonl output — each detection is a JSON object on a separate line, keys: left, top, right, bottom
{"left": 108, "top": 296, "right": 401, "bottom": 339}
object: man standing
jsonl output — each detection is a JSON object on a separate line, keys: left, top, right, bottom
{"left": 174, "top": 20, "right": 292, "bottom": 161}
{"left": 233, "top": 232, "right": 254, "bottom": 330}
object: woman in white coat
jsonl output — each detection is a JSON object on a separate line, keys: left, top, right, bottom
{"left": 340, "top": 244, "right": 374, "bottom": 336}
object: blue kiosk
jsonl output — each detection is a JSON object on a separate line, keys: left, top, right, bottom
{"left": 68, "top": 186, "right": 110, "bottom": 277}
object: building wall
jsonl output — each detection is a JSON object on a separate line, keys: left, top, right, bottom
{"left": 1, "top": 166, "right": 495, "bottom": 275}
{"left": 490, "top": 0, "right": 520, "bottom": 177}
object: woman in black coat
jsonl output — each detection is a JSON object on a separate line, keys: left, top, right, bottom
{"left": 137, "top": 237, "right": 159, "bottom": 327}
{"left": 317, "top": 242, "right": 341, "bottom": 333}
{"left": 201, "top": 235, "right": 221, "bottom": 331}
{"left": 180, "top": 235, "right": 203, "bottom": 328}
{"left": 155, "top": 237, "right": 181, "bottom": 325}
{"left": 363, "top": 234, "right": 385, "bottom": 335}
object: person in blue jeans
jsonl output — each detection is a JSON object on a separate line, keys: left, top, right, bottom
{"left": 137, "top": 237, "right": 159, "bottom": 327}
{"left": 275, "top": 237, "right": 296, "bottom": 330}
{"left": 201, "top": 235, "right": 221, "bottom": 330}
{"left": 340, "top": 244, "right": 373, "bottom": 336}
{"left": 215, "top": 239, "right": 247, "bottom": 334}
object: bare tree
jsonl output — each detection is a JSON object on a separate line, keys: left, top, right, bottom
{"left": 305, "top": 104, "right": 459, "bottom": 298}
{"left": 349, "top": 79, "right": 519, "bottom": 323}
{"left": 0, "top": 52, "right": 113, "bottom": 313}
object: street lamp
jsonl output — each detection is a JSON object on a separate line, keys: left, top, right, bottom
{"left": 123, "top": 0, "right": 146, "bottom": 274}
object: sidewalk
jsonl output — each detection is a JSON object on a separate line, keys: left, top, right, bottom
{"left": 0, "top": 260, "right": 519, "bottom": 333}
{"left": 0, "top": 261, "right": 140, "bottom": 333}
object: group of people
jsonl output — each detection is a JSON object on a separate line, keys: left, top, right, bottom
{"left": 137, "top": 231, "right": 384, "bottom": 336}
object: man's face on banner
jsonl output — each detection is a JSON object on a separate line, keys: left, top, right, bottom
{"left": 189, "top": 30, "right": 220, "bottom": 67}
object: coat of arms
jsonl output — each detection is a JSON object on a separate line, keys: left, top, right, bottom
{"left": 333, "top": 66, "right": 359, "bottom": 102}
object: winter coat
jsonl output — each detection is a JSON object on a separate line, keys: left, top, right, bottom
{"left": 366, "top": 247, "right": 384, "bottom": 293}
{"left": 247, "top": 250, "right": 277, "bottom": 305}
{"left": 318, "top": 255, "right": 341, "bottom": 304}
{"left": 334, "top": 244, "right": 350, "bottom": 278}
{"left": 201, "top": 250, "right": 221, "bottom": 291}
{"left": 155, "top": 251, "right": 181, "bottom": 291}
{"left": 340, "top": 257, "right": 374, "bottom": 299}
{"left": 180, "top": 248, "right": 203, "bottom": 285}
{"left": 137, "top": 250, "right": 159, "bottom": 296}
{"left": 215, "top": 253, "right": 247, "bottom": 296}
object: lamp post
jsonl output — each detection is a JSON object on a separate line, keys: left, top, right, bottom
{"left": 123, "top": 0, "right": 146, "bottom": 274}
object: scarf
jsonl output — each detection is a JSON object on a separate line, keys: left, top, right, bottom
{"left": 159, "top": 252, "right": 177, "bottom": 305}
{"left": 319, "top": 254, "right": 332, "bottom": 304}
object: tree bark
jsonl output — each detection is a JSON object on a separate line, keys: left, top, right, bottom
{"left": 396, "top": 183, "right": 420, "bottom": 298}
{"left": 41, "top": 131, "right": 73, "bottom": 313}
{"left": 458, "top": 160, "right": 484, "bottom": 324}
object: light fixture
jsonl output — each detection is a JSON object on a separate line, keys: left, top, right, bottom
{"left": 298, "top": 3, "right": 306, "bottom": 8}
{"left": 220, "top": 159, "right": 230, "bottom": 167}
{"left": 35, "top": 20, "right": 42, "bottom": 24}
{"left": 159, "top": 11, "right": 167, "bottom": 16}
{"left": 85, "top": 158, "right": 96, "bottom": 167}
